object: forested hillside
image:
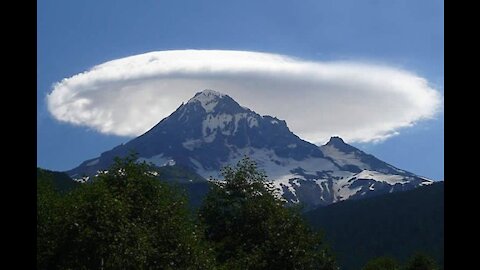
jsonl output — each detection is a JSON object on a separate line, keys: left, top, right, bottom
{"left": 304, "top": 182, "right": 444, "bottom": 270}
{"left": 37, "top": 168, "right": 80, "bottom": 192}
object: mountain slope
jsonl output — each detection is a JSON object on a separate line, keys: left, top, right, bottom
{"left": 304, "top": 181, "right": 444, "bottom": 270}
{"left": 67, "top": 89, "right": 432, "bottom": 207}
{"left": 37, "top": 168, "right": 80, "bottom": 192}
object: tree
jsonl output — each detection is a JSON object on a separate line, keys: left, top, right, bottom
{"left": 37, "top": 154, "right": 214, "bottom": 269}
{"left": 362, "top": 256, "right": 400, "bottom": 270}
{"left": 37, "top": 175, "right": 64, "bottom": 269}
{"left": 199, "top": 157, "right": 338, "bottom": 270}
{"left": 404, "top": 253, "right": 439, "bottom": 270}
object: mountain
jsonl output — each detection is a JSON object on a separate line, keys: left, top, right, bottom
{"left": 67, "top": 89, "right": 432, "bottom": 208}
{"left": 304, "top": 181, "right": 444, "bottom": 270}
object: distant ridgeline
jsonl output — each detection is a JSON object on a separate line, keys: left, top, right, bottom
{"left": 304, "top": 181, "right": 444, "bottom": 270}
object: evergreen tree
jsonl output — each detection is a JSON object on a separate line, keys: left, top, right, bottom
{"left": 199, "top": 157, "right": 337, "bottom": 270}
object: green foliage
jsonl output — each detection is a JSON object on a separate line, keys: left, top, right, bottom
{"left": 37, "top": 175, "right": 63, "bottom": 268}
{"left": 403, "top": 253, "right": 439, "bottom": 270}
{"left": 362, "top": 256, "right": 400, "bottom": 270}
{"left": 304, "top": 182, "right": 444, "bottom": 270}
{"left": 199, "top": 157, "right": 338, "bottom": 270}
{"left": 363, "top": 253, "right": 439, "bottom": 270}
{"left": 37, "top": 154, "right": 214, "bottom": 269}
{"left": 37, "top": 168, "right": 80, "bottom": 193}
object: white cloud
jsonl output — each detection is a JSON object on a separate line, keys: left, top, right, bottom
{"left": 46, "top": 50, "right": 442, "bottom": 144}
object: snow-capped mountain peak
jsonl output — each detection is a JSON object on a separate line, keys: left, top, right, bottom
{"left": 67, "top": 89, "right": 434, "bottom": 209}
{"left": 187, "top": 89, "right": 228, "bottom": 113}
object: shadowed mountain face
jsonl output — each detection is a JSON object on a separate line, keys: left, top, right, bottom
{"left": 67, "top": 89, "right": 432, "bottom": 208}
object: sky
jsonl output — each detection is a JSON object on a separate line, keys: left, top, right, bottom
{"left": 37, "top": 0, "right": 444, "bottom": 180}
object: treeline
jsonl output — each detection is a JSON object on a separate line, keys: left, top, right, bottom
{"left": 37, "top": 156, "right": 337, "bottom": 269}
{"left": 362, "top": 254, "right": 439, "bottom": 270}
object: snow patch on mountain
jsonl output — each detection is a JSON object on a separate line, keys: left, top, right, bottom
{"left": 248, "top": 117, "right": 259, "bottom": 128}
{"left": 86, "top": 159, "right": 100, "bottom": 166}
{"left": 233, "top": 114, "right": 245, "bottom": 133}
{"left": 73, "top": 176, "right": 90, "bottom": 183}
{"left": 189, "top": 157, "right": 221, "bottom": 179}
{"left": 337, "top": 185, "right": 363, "bottom": 200}
{"left": 420, "top": 179, "right": 434, "bottom": 186}
{"left": 202, "top": 113, "right": 234, "bottom": 141}
{"left": 353, "top": 170, "right": 408, "bottom": 185}
{"left": 182, "top": 139, "right": 203, "bottom": 150}
{"left": 320, "top": 144, "right": 368, "bottom": 169}
{"left": 275, "top": 175, "right": 300, "bottom": 203}
{"left": 233, "top": 113, "right": 253, "bottom": 132}
{"left": 137, "top": 154, "right": 176, "bottom": 167}
{"left": 331, "top": 176, "right": 363, "bottom": 200}
{"left": 201, "top": 112, "right": 262, "bottom": 142}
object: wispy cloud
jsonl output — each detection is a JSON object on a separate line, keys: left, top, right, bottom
{"left": 47, "top": 50, "right": 442, "bottom": 143}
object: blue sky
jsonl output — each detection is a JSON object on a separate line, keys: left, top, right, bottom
{"left": 37, "top": 0, "right": 444, "bottom": 180}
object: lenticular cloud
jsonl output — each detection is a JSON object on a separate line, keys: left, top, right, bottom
{"left": 46, "top": 50, "right": 442, "bottom": 143}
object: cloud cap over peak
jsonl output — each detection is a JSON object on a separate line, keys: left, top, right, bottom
{"left": 47, "top": 50, "right": 442, "bottom": 144}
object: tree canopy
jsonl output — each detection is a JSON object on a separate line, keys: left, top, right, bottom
{"left": 362, "top": 253, "right": 440, "bottom": 270}
{"left": 37, "top": 155, "right": 214, "bottom": 270}
{"left": 199, "top": 157, "right": 338, "bottom": 270}
{"left": 362, "top": 256, "right": 400, "bottom": 270}
{"left": 404, "top": 253, "right": 439, "bottom": 270}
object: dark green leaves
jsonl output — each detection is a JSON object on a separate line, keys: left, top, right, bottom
{"left": 37, "top": 154, "right": 214, "bottom": 270}
{"left": 199, "top": 157, "right": 338, "bottom": 270}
